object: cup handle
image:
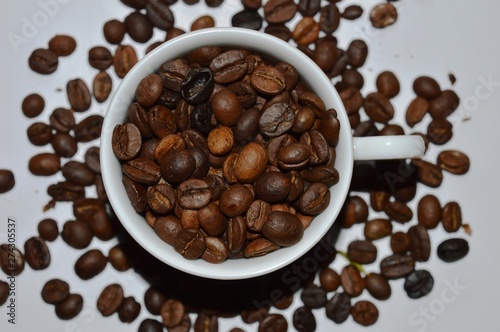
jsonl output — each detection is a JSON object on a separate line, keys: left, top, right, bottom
{"left": 352, "top": 135, "right": 425, "bottom": 161}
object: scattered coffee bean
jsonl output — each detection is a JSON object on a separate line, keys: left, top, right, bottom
{"left": 22, "top": 93, "right": 45, "bottom": 118}
{"left": 437, "top": 150, "right": 470, "bottom": 175}
{"left": 74, "top": 249, "right": 107, "bottom": 280}
{"left": 0, "top": 244, "right": 24, "bottom": 276}
{"left": 118, "top": 296, "right": 141, "bottom": 323}
{"left": 0, "top": 170, "right": 15, "bottom": 193}
{"left": 41, "top": 278, "right": 70, "bottom": 304}
{"left": 38, "top": 218, "right": 59, "bottom": 242}
{"left": 364, "top": 273, "right": 391, "bottom": 300}
{"left": 442, "top": 201, "right": 462, "bottom": 233}
{"left": 24, "top": 236, "right": 51, "bottom": 270}
{"left": 404, "top": 270, "right": 434, "bottom": 299}
{"left": 48, "top": 35, "right": 77, "bottom": 57}
{"left": 55, "top": 293, "right": 83, "bottom": 320}
{"left": 437, "top": 238, "right": 469, "bottom": 262}
{"left": 370, "top": 3, "right": 398, "bottom": 29}
{"left": 29, "top": 48, "right": 58, "bottom": 74}
{"left": 351, "top": 300, "right": 379, "bottom": 326}
{"left": 0, "top": 281, "right": 7, "bottom": 306}
{"left": 325, "top": 292, "right": 351, "bottom": 324}
{"left": 97, "top": 283, "right": 124, "bottom": 317}
{"left": 103, "top": 19, "right": 126, "bottom": 44}
{"left": 293, "top": 306, "right": 316, "bottom": 332}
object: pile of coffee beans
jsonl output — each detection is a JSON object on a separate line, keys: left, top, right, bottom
{"left": 0, "top": 0, "right": 472, "bottom": 331}
{"left": 113, "top": 46, "right": 341, "bottom": 262}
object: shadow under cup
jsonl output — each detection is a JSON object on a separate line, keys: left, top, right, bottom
{"left": 100, "top": 27, "right": 354, "bottom": 280}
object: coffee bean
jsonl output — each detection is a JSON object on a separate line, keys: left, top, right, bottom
{"left": 442, "top": 201, "right": 462, "bottom": 233}
{"left": 122, "top": 175, "right": 148, "bottom": 212}
{"left": 380, "top": 253, "right": 415, "bottom": 279}
{"left": 0, "top": 170, "right": 15, "bottom": 193}
{"left": 341, "top": 264, "right": 365, "bottom": 297}
{"left": 48, "top": 35, "right": 76, "bottom": 57}
{"left": 84, "top": 146, "right": 101, "bottom": 174}
{"left": 364, "top": 218, "right": 392, "bottom": 241}
{"left": 408, "top": 225, "right": 431, "bottom": 262}
{"left": 342, "top": 5, "right": 363, "bottom": 20}
{"left": 325, "top": 292, "right": 351, "bottom": 323}
{"left": 411, "top": 159, "right": 443, "bottom": 188}
{"left": 235, "top": 142, "right": 268, "bottom": 183}
{"left": 120, "top": 0, "right": 146, "bottom": 9}
{"left": 209, "top": 50, "right": 249, "bottom": 84}
{"left": 113, "top": 45, "right": 139, "bottom": 78}
{"left": 405, "top": 96, "right": 429, "bottom": 127}
{"left": 364, "top": 92, "right": 394, "bottom": 123}
{"left": 24, "top": 236, "right": 50, "bottom": 270}
{"left": 149, "top": 105, "right": 177, "bottom": 138}
{"left": 61, "top": 220, "right": 93, "bottom": 249}
{"left": 319, "top": 267, "right": 340, "bottom": 292}
{"left": 144, "top": 287, "right": 167, "bottom": 316}
{"left": 0, "top": 281, "right": 7, "bottom": 306}
{"left": 50, "top": 107, "right": 75, "bottom": 133}
{"left": 28, "top": 48, "right": 58, "bottom": 75}
{"left": 190, "top": 15, "right": 215, "bottom": 31}
{"left": 346, "top": 39, "right": 368, "bottom": 68}
{"left": 74, "top": 249, "right": 107, "bottom": 280}
{"left": 93, "top": 71, "right": 113, "bottom": 103}
{"left": 427, "top": 118, "right": 453, "bottom": 145}
{"left": 364, "top": 273, "right": 391, "bottom": 300}
{"left": 161, "top": 299, "right": 185, "bottom": 328}
{"left": 376, "top": 71, "right": 400, "bottom": 98}
{"left": 293, "top": 306, "right": 316, "bottom": 332}
{"left": 258, "top": 313, "right": 288, "bottom": 332}
{"left": 89, "top": 46, "right": 113, "bottom": 70}
{"left": 300, "top": 284, "right": 327, "bottom": 309}
{"left": 41, "top": 278, "right": 70, "bottom": 304}
{"left": 37, "top": 218, "right": 59, "bottom": 242}
{"left": 124, "top": 11, "right": 153, "bottom": 43}
{"left": 437, "top": 150, "right": 470, "bottom": 175}
{"left": 51, "top": 133, "right": 78, "bottom": 158}
{"left": 259, "top": 103, "right": 295, "bottom": 138}
{"left": 340, "top": 86, "right": 363, "bottom": 115}
{"left": 413, "top": 76, "right": 441, "bottom": 99}
{"left": 28, "top": 153, "right": 61, "bottom": 176}
{"left": 103, "top": 19, "right": 126, "bottom": 44}
{"left": 67, "top": 78, "right": 91, "bottom": 112}
{"left": 347, "top": 240, "right": 377, "bottom": 264}
{"left": 113, "top": 123, "right": 142, "bottom": 161}
{"left": 0, "top": 244, "right": 24, "bottom": 276}
{"left": 292, "top": 17, "right": 320, "bottom": 46}
{"left": 404, "top": 270, "right": 434, "bottom": 299}
{"left": 244, "top": 238, "right": 279, "bottom": 257}
{"left": 118, "top": 296, "right": 141, "bottom": 323}
{"left": 55, "top": 293, "right": 83, "bottom": 320}
{"left": 390, "top": 231, "right": 411, "bottom": 254}
{"left": 138, "top": 318, "right": 164, "bottom": 332}
{"left": 264, "top": 23, "right": 292, "bottom": 41}
{"left": 437, "top": 238, "right": 469, "bottom": 262}
{"left": 232, "top": 9, "right": 263, "bottom": 30}
{"left": 296, "top": 182, "right": 330, "bottom": 215}
{"left": 22, "top": 93, "right": 45, "bottom": 118}
{"left": 173, "top": 228, "right": 206, "bottom": 259}
{"left": 97, "top": 284, "right": 124, "bottom": 316}
{"left": 62, "top": 161, "right": 96, "bottom": 186}
{"left": 182, "top": 67, "right": 215, "bottom": 105}
{"left": 370, "top": 3, "right": 398, "bottom": 29}
{"left": 146, "top": 1, "right": 175, "bottom": 30}
{"left": 319, "top": 3, "right": 341, "bottom": 33}
{"left": 108, "top": 244, "right": 131, "bottom": 272}
{"left": 264, "top": 0, "right": 297, "bottom": 24}
{"left": 417, "top": 194, "right": 441, "bottom": 229}
{"left": 384, "top": 201, "right": 413, "bottom": 223}
{"left": 428, "top": 89, "right": 460, "bottom": 118}
{"left": 351, "top": 300, "right": 379, "bottom": 326}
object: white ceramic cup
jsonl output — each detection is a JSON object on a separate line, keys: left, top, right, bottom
{"left": 100, "top": 27, "right": 425, "bottom": 280}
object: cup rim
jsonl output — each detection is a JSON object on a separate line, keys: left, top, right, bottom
{"left": 100, "top": 27, "right": 354, "bottom": 280}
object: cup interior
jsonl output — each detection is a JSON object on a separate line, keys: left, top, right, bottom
{"left": 100, "top": 27, "right": 354, "bottom": 280}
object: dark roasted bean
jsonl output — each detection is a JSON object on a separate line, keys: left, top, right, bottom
{"left": 404, "top": 270, "right": 434, "bottom": 299}
{"left": 437, "top": 238, "right": 469, "bottom": 262}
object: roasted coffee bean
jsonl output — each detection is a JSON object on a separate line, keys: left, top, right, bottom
{"left": 22, "top": 93, "right": 45, "bottom": 118}
{"left": 181, "top": 67, "right": 215, "bottom": 105}
{"left": 232, "top": 8, "right": 263, "bottom": 30}
{"left": 191, "top": 15, "right": 215, "bottom": 31}
{"left": 62, "top": 161, "right": 96, "bottom": 186}
{"left": 380, "top": 253, "right": 415, "bottom": 279}
{"left": 97, "top": 284, "right": 124, "bottom": 317}
{"left": 84, "top": 146, "right": 101, "bottom": 174}
{"left": 144, "top": 287, "right": 167, "bottom": 316}
{"left": 341, "top": 264, "right": 365, "bottom": 297}
{"left": 55, "top": 293, "right": 83, "bottom": 320}
{"left": 292, "top": 17, "right": 320, "bottom": 46}
{"left": 244, "top": 238, "right": 280, "bottom": 257}
{"left": 341, "top": 68, "right": 364, "bottom": 90}
{"left": 300, "top": 284, "right": 327, "bottom": 309}
{"left": 442, "top": 201, "right": 462, "bottom": 233}
{"left": 120, "top": 0, "right": 146, "bottom": 9}
{"left": 28, "top": 153, "right": 61, "bottom": 176}
{"left": 0, "top": 244, "right": 24, "bottom": 276}
{"left": 108, "top": 244, "right": 131, "bottom": 272}
{"left": 38, "top": 218, "right": 59, "bottom": 242}
{"left": 364, "top": 92, "right": 394, "bottom": 123}
{"left": 114, "top": 45, "right": 139, "bottom": 78}
{"left": 325, "top": 292, "right": 351, "bottom": 324}
{"left": 138, "top": 319, "right": 164, "bottom": 332}
{"left": 218, "top": 183, "right": 253, "bottom": 217}
{"left": 259, "top": 103, "right": 295, "bottom": 138}
{"left": 351, "top": 300, "right": 379, "bottom": 326}
{"left": 74, "top": 249, "right": 107, "bottom": 280}
{"left": 428, "top": 89, "right": 460, "bottom": 118}
{"left": 347, "top": 240, "right": 377, "bottom": 264}
{"left": 92, "top": 71, "right": 112, "bottom": 103}
{"left": 187, "top": 45, "right": 222, "bottom": 67}
{"left": 51, "top": 133, "right": 78, "bottom": 158}
{"left": 241, "top": 306, "right": 269, "bottom": 324}
{"left": 0, "top": 170, "right": 15, "bottom": 194}
{"left": 390, "top": 231, "right": 411, "bottom": 254}
{"left": 346, "top": 39, "right": 368, "bottom": 68}
{"left": 122, "top": 176, "right": 147, "bottom": 212}
{"left": 437, "top": 150, "right": 470, "bottom": 174}
{"left": 211, "top": 89, "right": 242, "bottom": 128}
{"left": 384, "top": 201, "right": 413, "bottom": 223}
{"left": 28, "top": 48, "right": 58, "bottom": 74}
{"left": 411, "top": 159, "right": 443, "bottom": 188}
{"left": 113, "top": 123, "right": 142, "bottom": 161}
{"left": 86, "top": 208, "right": 115, "bottom": 241}
{"left": 254, "top": 171, "right": 291, "bottom": 203}
{"left": 300, "top": 130, "right": 329, "bottom": 165}
{"left": 123, "top": 158, "right": 161, "bottom": 186}
{"left": 264, "top": 0, "right": 297, "bottom": 24}
{"left": 103, "top": 19, "right": 126, "bottom": 44}
{"left": 319, "top": 267, "right": 340, "bottom": 292}
{"left": 264, "top": 23, "right": 292, "bottom": 41}
{"left": 258, "top": 313, "right": 288, "bottom": 332}
{"left": 194, "top": 312, "right": 218, "bottom": 332}
{"left": 298, "top": 0, "right": 320, "bottom": 17}
{"left": 404, "top": 270, "right": 434, "bottom": 299}
{"left": 153, "top": 215, "right": 182, "bottom": 245}
{"left": 41, "top": 278, "right": 70, "bottom": 304}
{"left": 209, "top": 49, "right": 249, "bottom": 84}
{"left": 149, "top": 105, "right": 177, "bottom": 139}
{"left": 437, "top": 238, "right": 469, "bottom": 262}
{"left": 251, "top": 65, "right": 286, "bottom": 95}
{"left": 46, "top": 181, "right": 85, "bottom": 203}
{"left": 427, "top": 118, "right": 453, "bottom": 145}
{"left": 342, "top": 5, "right": 363, "bottom": 20}
{"left": 408, "top": 225, "right": 431, "bottom": 262}
{"left": 201, "top": 236, "right": 229, "bottom": 263}
{"left": 89, "top": 46, "right": 113, "bottom": 70}
{"left": 61, "top": 220, "right": 93, "bottom": 249}
{"left": 364, "top": 273, "right": 391, "bottom": 300}
{"left": 293, "top": 306, "right": 316, "bottom": 332}
{"left": 364, "top": 218, "right": 392, "bottom": 241}
{"left": 161, "top": 299, "right": 185, "bottom": 328}
{"left": 340, "top": 86, "right": 363, "bottom": 115}
{"left": 160, "top": 148, "right": 196, "bottom": 186}
{"left": 147, "top": 183, "right": 176, "bottom": 214}
{"left": 370, "top": 3, "right": 398, "bottom": 29}
{"left": 124, "top": 11, "right": 153, "bottom": 43}
{"left": 145, "top": 0, "right": 174, "bottom": 30}
{"left": 24, "top": 236, "right": 50, "bottom": 270}
{"left": 173, "top": 228, "right": 206, "bottom": 259}
{"left": 226, "top": 216, "right": 247, "bottom": 254}
{"left": 376, "top": 71, "right": 400, "bottom": 98}
{"left": 190, "top": 102, "right": 214, "bottom": 135}
{"left": 49, "top": 34, "right": 76, "bottom": 57}
{"left": 413, "top": 76, "right": 441, "bottom": 99}
{"left": 296, "top": 182, "right": 330, "bottom": 215}
{"left": 178, "top": 179, "right": 212, "bottom": 209}
{"left": 73, "top": 197, "right": 105, "bottom": 219}
{"left": 117, "top": 296, "right": 141, "bottom": 323}
{"left": 417, "top": 194, "right": 441, "bottom": 229}
{"left": 0, "top": 281, "right": 7, "bottom": 306}
{"left": 67, "top": 78, "right": 91, "bottom": 112}
{"left": 74, "top": 114, "right": 104, "bottom": 142}
{"left": 50, "top": 107, "right": 75, "bottom": 133}
{"left": 405, "top": 96, "right": 429, "bottom": 127}
{"left": 319, "top": 3, "right": 341, "bottom": 33}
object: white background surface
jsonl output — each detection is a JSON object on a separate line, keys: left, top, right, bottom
{"left": 0, "top": 0, "right": 499, "bottom": 331}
